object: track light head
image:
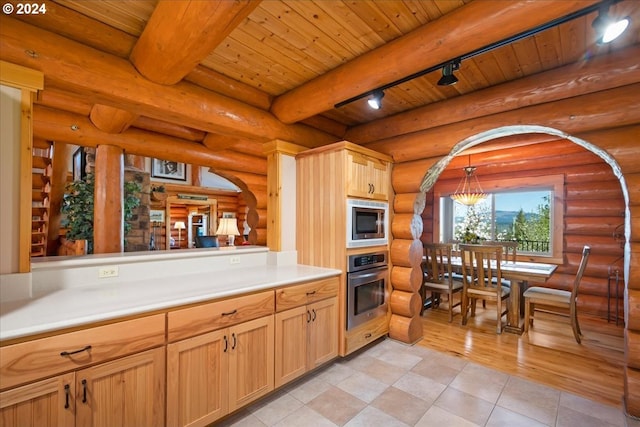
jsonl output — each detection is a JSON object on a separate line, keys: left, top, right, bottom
{"left": 437, "top": 60, "right": 460, "bottom": 86}
{"left": 367, "top": 90, "right": 385, "bottom": 109}
{"left": 592, "top": 5, "right": 630, "bottom": 44}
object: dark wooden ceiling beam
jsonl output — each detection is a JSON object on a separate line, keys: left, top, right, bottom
{"left": 0, "top": 17, "right": 336, "bottom": 148}
{"left": 130, "top": 0, "right": 261, "bottom": 85}
{"left": 269, "top": 1, "right": 599, "bottom": 124}
{"left": 347, "top": 44, "right": 640, "bottom": 144}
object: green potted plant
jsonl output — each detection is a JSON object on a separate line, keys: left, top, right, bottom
{"left": 61, "top": 173, "right": 141, "bottom": 254}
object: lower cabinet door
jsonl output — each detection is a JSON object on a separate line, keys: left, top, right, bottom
{"left": 0, "top": 372, "right": 75, "bottom": 427}
{"left": 75, "top": 347, "right": 165, "bottom": 427}
{"left": 166, "top": 329, "right": 228, "bottom": 427}
{"left": 308, "top": 297, "right": 338, "bottom": 369}
{"left": 275, "top": 305, "right": 308, "bottom": 388}
{"left": 228, "top": 315, "right": 274, "bottom": 412}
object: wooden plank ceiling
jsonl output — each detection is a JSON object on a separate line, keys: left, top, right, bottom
{"left": 8, "top": 0, "right": 640, "bottom": 160}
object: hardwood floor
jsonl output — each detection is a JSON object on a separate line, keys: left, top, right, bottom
{"left": 417, "top": 303, "right": 625, "bottom": 408}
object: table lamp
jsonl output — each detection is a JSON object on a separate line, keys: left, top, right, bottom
{"left": 174, "top": 221, "right": 185, "bottom": 248}
{"left": 216, "top": 217, "right": 240, "bottom": 246}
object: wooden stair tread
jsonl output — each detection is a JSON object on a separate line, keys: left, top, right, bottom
{"left": 32, "top": 156, "right": 51, "bottom": 170}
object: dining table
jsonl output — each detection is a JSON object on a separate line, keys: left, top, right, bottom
{"left": 448, "top": 257, "right": 558, "bottom": 334}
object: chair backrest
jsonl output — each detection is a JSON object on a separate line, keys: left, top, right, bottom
{"left": 571, "top": 245, "right": 591, "bottom": 303}
{"left": 423, "top": 243, "right": 453, "bottom": 285}
{"left": 459, "top": 244, "right": 503, "bottom": 291}
{"left": 483, "top": 240, "right": 517, "bottom": 263}
{"left": 195, "top": 235, "right": 219, "bottom": 248}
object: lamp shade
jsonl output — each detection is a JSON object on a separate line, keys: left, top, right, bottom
{"left": 216, "top": 218, "right": 240, "bottom": 236}
{"left": 450, "top": 161, "right": 487, "bottom": 206}
{"left": 174, "top": 221, "right": 186, "bottom": 230}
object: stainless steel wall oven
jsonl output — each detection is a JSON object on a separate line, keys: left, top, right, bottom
{"left": 346, "top": 251, "right": 388, "bottom": 330}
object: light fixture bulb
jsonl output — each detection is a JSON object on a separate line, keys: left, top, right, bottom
{"left": 367, "top": 90, "right": 384, "bottom": 110}
{"left": 593, "top": 6, "right": 630, "bottom": 45}
{"left": 601, "top": 17, "right": 629, "bottom": 43}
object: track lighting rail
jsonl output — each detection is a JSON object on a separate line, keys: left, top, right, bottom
{"left": 334, "top": 0, "right": 623, "bottom": 109}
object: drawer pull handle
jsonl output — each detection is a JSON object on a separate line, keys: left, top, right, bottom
{"left": 64, "top": 384, "right": 70, "bottom": 409}
{"left": 221, "top": 309, "right": 237, "bottom": 316}
{"left": 81, "top": 379, "right": 87, "bottom": 403}
{"left": 231, "top": 333, "right": 237, "bottom": 350}
{"left": 306, "top": 291, "right": 316, "bottom": 296}
{"left": 60, "top": 345, "right": 92, "bottom": 357}
{"left": 365, "top": 333, "right": 372, "bottom": 338}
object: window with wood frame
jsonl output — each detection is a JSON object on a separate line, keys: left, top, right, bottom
{"left": 434, "top": 175, "right": 564, "bottom": 263}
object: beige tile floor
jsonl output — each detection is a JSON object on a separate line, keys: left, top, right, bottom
{"left": 216, "top": 338, "right": 639, "bottom": 427}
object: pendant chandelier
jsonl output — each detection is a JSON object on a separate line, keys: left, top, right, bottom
{"left": 450, "top": 156, "right": 487, "bottom": 206}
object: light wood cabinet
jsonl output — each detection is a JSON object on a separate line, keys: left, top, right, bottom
{"left": 274, "top": 278, "right": 339, "bottom": 387}
{"left": 75, "top": 348, "right": 165, "bottom": 427}
{"left": 166, "top": 315, "right": 274, "bottom": 427}
{"left": 346, "top": 150, "right": 390, "bottom": 200}
{"left": 297, "top": 141, "right": 392, "bottom": 356}
{"left": 0, "top": 348, "right": 165, "bottom": 427}
{"left": 0, "top": 372, "right": 75, "bottom": 427}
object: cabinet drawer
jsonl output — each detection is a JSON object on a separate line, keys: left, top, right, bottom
{"left": 344, "top": 314, "right": 388, "bottom": 356}
{"left": 167, "top": 290, "right": 274, "bottom": 342}
{"left": 0, "top": 314, "right": 165, "bottom": 390}
{"left": 276, "top": 277, "right": 339, "bottom": 312}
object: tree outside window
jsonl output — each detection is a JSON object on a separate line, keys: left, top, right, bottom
{"left": 447, "top": 190, "right": 551, "bottom": 254}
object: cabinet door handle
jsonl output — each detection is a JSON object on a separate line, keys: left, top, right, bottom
{"left": 64, "top": 384, "right": 70, "bottom": 409}
{"left": 231, "top": 333, "right": 237, "bottom": 350}
{"left": 221, "top": 309, "right": 237, "bottom": 316}
{"left": 371, "top": 184, "right": 375, "bottom": 194}
{"left": 311, "top": 309, "right": 316, "bottom": 322}
{"left": 223, "top": 335, "right": 228, "bottom": 352}
{"left": 81, "top": 379, "right": 88, "bottom": 403}
{"left": 60, "top": 345, "right": 92, "bottom": 357}
{"left": 306, "top": 310, "right": 311, "bottom": 323}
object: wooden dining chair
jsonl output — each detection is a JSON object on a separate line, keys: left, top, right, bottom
{"left": 421, "top": 243, "right": 463, "bottom": 322}
{"left": 459, "top": 244, "right": 510, "bottom": 334}
{"left": 523, "top": 245, "right": 591, "bottom": 343}
{"left": 483, "top": 240, "right": 518, "bottom": 263}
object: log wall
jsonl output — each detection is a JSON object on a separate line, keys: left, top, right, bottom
{"left": 388, "top": 124, "right": 638, "bottom": 415}
{"left": 423, "top": 141, "right": 625, "bottom": 319}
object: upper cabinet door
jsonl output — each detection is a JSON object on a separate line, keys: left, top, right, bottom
{"left": 346, "top": 151, "right": 390, "bottom": 200}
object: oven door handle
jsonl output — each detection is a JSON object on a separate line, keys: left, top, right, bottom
{"left": 349, "top": 268, "right": 386, "bottom": 282}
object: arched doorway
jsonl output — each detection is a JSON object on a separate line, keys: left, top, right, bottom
{"left": 388, "top": 125, "right": 634, "bottom": 412}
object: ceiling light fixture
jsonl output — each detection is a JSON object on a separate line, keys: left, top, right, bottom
{"left": 437, "top": 60, "right": 460, "bottom": 86}
{"left": 334, "top": 1, "right": 627, "bottom": 109}
{"left": 450, "top": 156, "right": 488, "bottom": 206}
{"left": 367, "top": 90, "right": 385, "bottom": 109}
{"left": 592, "top": 3, "right": 630, "bottom": 44}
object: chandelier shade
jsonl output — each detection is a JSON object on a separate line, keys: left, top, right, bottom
{"left": 450, "top": 157, "right": 487, "bottom": 206}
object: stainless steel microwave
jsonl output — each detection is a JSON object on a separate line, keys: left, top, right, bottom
{"left": 346, "top": 199, "right": 388, "bottom": 248}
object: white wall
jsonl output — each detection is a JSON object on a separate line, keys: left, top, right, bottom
{"left": 0, "top": 85, "right": 21, "bottom": 274}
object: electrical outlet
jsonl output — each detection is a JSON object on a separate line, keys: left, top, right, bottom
{"left": 98, "top": 266, "right": 119, "bottom": 278}
{"left": 229, "top": 256, "right": 240, "bottom": 265}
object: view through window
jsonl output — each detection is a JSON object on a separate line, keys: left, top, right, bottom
{"left": 441, "top": 189, "right": 552, "bottom": 255}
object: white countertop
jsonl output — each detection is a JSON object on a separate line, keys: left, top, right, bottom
{"left": 0, "top": 263, "right": 341, "bottom": 341}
